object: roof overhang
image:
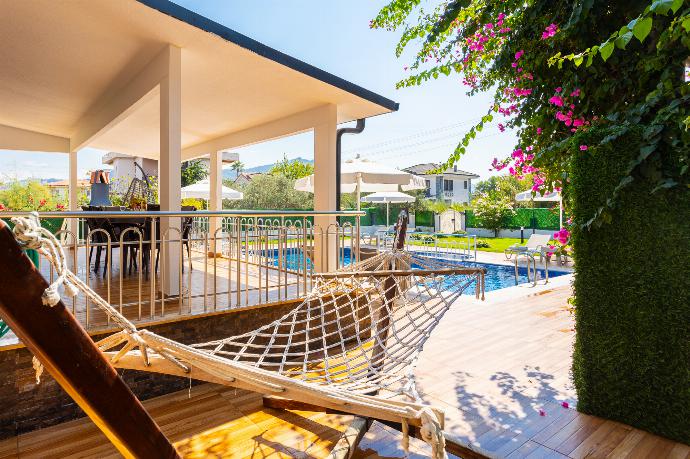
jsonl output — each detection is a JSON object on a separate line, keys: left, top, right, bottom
{"left": 0, "top": 0, "right": 398, "bottom": 157}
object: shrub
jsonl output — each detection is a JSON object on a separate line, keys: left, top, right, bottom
{"left": 476, "top": 239, "right": 490, "bottom": 249}
{"left": 570, "top": 129, "right": 690, "bottom": 443}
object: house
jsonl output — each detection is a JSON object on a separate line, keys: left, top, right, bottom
{"left": 45, "top": 179, "right": 90, "bottom": 199}
{"left": 103, "top": 151, "right": 240, "bottom": 194}
{"left": 403, "top": 163, "right": 479, "bottom": 204}
{"left": 232, "top": 172, "right": 262, "bottom": 187}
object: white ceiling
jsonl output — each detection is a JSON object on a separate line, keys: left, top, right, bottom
{"left": 0, "top": 0, "right": 397, "bottom": 157}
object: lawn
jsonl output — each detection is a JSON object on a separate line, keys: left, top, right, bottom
{"left": 408, "top": 235, "right": 525, "bottom": 253}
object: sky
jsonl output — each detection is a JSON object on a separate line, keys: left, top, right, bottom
{"left": 0, "top": 0, "right": 517, "bottom": 182}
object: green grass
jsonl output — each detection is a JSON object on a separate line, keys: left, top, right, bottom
{"left": 408, "top": 236, "right": 524, "bottom": 253}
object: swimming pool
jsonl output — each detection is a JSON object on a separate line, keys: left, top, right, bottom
{"left": 264, "top": 247, "right": 565, "bottom": 294}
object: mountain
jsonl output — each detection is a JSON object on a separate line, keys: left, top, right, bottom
{"left": 223, "top": 157, "right": 313, "bottom": 180}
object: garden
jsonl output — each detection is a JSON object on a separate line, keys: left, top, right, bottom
{"left": 373, "top": 0, "right": 689, "bottom": 444}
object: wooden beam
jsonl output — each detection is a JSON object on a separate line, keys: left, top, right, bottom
{"left": 107, "top": 351, "right": 444, "bottom": 429}
{"left": 70, "top": 45, "right": 172, "bottom": 151}
{"left": 0, "top": 124, "right": 69, "bottom": 152}
{"left": 181, "top": 104, "right": 333, "bottom": 160}
{"left": 0, "top": 221, "right": 179, "bottom": 459}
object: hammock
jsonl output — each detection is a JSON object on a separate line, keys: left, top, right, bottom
{"left": 12, "top": 213, "right": 485, "bottom": 459}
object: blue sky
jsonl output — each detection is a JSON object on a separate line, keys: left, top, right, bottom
{"left": 0, "top": 0, "right": 516, "bottom": 181}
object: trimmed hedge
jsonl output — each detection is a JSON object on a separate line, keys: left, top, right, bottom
{"left": 465, "top": 207, "right": 561, "bottom": 230}
{"left": 415, "top": 210, "right": 434, "bottom": 227}
{"left": 570, "top": 131, "right": 690, "bottom": 443}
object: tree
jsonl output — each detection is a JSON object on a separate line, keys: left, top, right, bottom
{"left": 0, "top": 180, "right": 60, "bottom": 211}
{"left": 230, "top": 161, "right": 245, "bottom": 179}
{"left": 474, "top": 175, "right": 530, "bottom": 204}
{"left": 372, "top": 0, "right": 689, "bottom": 228}
{"left": 180, "top": 160, "right": 207, "bottom": 187}
{"left": 224, "top": 174, "right": 312, "bottom": 210}
{"left": 423, "top": 199, "right": 450, "bottom": 215}
{"left": 472, "top": 192, "right": 516, "bottom": 237}
{"left": 269, "top": 155, "right": 314, "bottom": 180}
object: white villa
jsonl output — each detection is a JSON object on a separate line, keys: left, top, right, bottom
{"left": 403, "top": 163, "right": 479, "bottom": 204}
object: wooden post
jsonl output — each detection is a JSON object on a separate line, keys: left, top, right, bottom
{"left": 372, "top": 210, "right": 409, "bottom": 370}
{"left": 0, "top": 221, "right": 179, "bottom": 459}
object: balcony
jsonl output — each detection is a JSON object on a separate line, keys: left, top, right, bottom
{"left": 1, "top": 210, "right": 361, "bottom": 336}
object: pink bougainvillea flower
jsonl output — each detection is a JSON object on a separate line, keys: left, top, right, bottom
{"left": 549, "top": 96, "right": 564, "bottom": 107}
{"left": 539, "top": 409, "right": 546, "bottom": 416}
{"left": 580, "top": 145, "right": 588, "bottom": 151}
{"left": 570, "top": 88, "right": 581, "bottom": 97}
{"left": 498, "top": 123, "right": 505, "bottom": 132}
{"left": 555, "top": 87, "right": 562, "bottom": 93}
{"left": 536, "top": 127, "right": 542, "bottom": 135}
{"left": 561, "top": 401, "right": 570, "bottom": 409}
{"left": 514, "top": 50, "right": 524, "bottom": 60}
{"left": 541, "top": 23, "right": 559, "bottom": 40}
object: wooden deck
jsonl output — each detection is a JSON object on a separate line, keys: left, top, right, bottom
{"left": 411, "top": 275, "right": 690, "bottom": 458}
{"left": 33, "top": 246, "right": 307, "bottom": 332}
{"left": 0, "top": 384, "right": 360, "bottom": 458}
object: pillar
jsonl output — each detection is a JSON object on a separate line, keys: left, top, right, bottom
{"left": 159, "top": 45, "right": 182, "bottom": 295}
{"left": 312, "top": 105, "right": 338, "bottom": 272}
{"left": 208, "top": 150, "right": 223, "bottom": 256}
{"left": 68, "top": 149, "right": 79, "bottom": 241}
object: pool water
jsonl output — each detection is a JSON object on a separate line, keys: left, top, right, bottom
{"left": 264, "top": 247, "right": 565, "bottom": 294}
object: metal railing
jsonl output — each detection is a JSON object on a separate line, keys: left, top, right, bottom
{"left": 368, "top": 229, "right": 477, "bottom": 261}
{"left": 2, "top": 210, "right": 362, "bottom": 332}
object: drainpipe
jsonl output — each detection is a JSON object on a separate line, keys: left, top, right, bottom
{"left": 336, "top": 119, "right": 365, "bottom": 211}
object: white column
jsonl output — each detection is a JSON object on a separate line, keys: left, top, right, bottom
{"left": 159, "top": 45, "right": 182, "bottom": 295}
{"left": 312, "top": 105, "right": 338, "bottom": 272}
{"left": 68, "top": 149, "right": 79, "bottom": 241}
{"left": 208, "top": 150, "right": 223, "bottom": 256}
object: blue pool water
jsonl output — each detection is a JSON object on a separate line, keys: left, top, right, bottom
{"left": 263, "top": 248, "right": 565, "bottom": 294}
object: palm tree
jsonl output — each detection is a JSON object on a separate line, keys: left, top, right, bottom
{"left": 230, "top": 161, "right": 245, "bottom": 179}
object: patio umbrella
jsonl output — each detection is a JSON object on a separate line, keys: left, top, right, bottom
{"left": 181, "top": 179, "right": 243, "bottom": 201}
{"left": 515, "top": 190, "right": 563, "bottom": 229}
{"left": 294, "top": 156, "right": 425, "bottom": 211}
{"left": 361, "top": 191, "right": 415, "bottom": 226}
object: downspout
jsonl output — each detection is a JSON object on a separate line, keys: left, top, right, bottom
{"left": 335, "top": 119, "right": 366, "bottom": 211}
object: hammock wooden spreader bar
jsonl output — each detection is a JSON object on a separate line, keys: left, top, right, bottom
{"left": 0, "top": 221, "right": 180, "bottom": 459}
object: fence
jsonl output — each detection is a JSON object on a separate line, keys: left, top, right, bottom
{"left": 0, "top": 210, "right": 362, "bottom": 335}
{"left": 465, "top": 207, "right": 562, "bottom": 230}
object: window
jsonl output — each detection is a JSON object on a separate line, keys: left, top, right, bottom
{"left": 443, "top": 179, "right": 453, "bottom": 191}
{"left": 464, "top": 180, "right": 468, "bottom": 189}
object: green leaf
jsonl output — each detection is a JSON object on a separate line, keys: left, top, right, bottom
{"left": 615, "top": 31, "right": 633, "bottom": 49}
{"left": 682, "top": 17, "right": 690, "bottom": 32}
{"left": 633, "top": 17, "right": 653, "bottom": 42}
{"left": 671, "top": 0, "right": 683, "bottom": 13}
{"left": 650, "top": 0, "right": 674, "bottom": 14}
{"left": 600, "top": 41, "right": 615, "bottom": 61}
{"left": 639, "top": 143, "right": 657, "bottom": 160}
{"left": 574, "top": 55, "right": 584, "bottom": 66}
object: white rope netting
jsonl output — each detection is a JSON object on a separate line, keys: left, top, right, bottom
{"left": 12, "top": 213, "right": 484, "bottom": 458}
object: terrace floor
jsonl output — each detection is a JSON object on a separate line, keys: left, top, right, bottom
{"left": 1, "top": 258, "right": 687, "bottom": 457}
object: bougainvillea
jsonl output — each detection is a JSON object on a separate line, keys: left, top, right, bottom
{"left": 371, "top": 0, "right": 689, "bottom": 228}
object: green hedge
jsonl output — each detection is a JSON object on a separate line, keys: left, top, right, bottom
{"left": 465, "top": 207, "right": 561, "bottom": 230}
{"left": 570, "top": 131, "right": 690, "bottom": 443}
{"left": 415, "top": 210, "right": 434, "bottom": 227}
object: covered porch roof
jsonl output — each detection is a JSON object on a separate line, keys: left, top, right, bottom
{"left": 0, "top": 0, "right": 398, "bottom": 158}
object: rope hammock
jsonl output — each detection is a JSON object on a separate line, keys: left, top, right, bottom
{"left": 11, "top": 213, "right": 485, "bottom": 458}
